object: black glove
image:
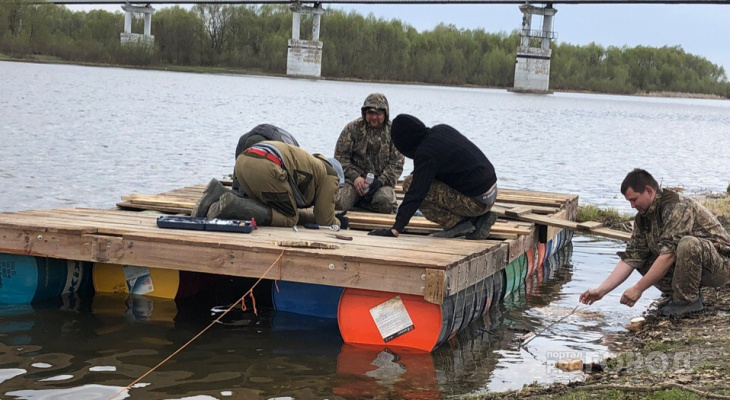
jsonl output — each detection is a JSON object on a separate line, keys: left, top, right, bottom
{"left": 368, "top": 228, "right": 396, "bottom": 237}
{"left": 363, "top": 179, "right": 383, "bottom": 202}
{"left": 335, "top": 211, "right": 349, "bottom": 230}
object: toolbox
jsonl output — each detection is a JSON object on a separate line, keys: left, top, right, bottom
{"left": 156, "top": 216, "right": 255, "bottom": 233}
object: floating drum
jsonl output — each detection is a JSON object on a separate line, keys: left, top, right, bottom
{"left": 0, "top": 254, "right": 92, "bottom": 304}
{"left": 339, "top": 289, "right": 443, "bottom": 352}
{"left": 273, "top": 281, "right": 344, "bottom": 319}
{"left": 92, "top": 263, "right": 206, "bottom": 299}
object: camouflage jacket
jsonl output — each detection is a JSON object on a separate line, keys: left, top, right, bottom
{"left": 334, "top": 120, "right": 403, "bottom": 187}
{"left": 620, "top": 188, "right": 730, "bottom": 268}
{"left": 334, "top": 94, "right": 404, "bottom": 188}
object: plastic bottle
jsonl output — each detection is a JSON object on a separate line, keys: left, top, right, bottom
{"left": 364, "top": 173, "right": 374, "bottom": 194}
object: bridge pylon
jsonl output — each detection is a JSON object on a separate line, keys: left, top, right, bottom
{"left": 120, "top": 4, "right": 155, "bottom": 47}
{"left": 287, "top": 3, "right": 324, "bottom": 78}
{"left": 511, "top": 4, "right": 557, "bottom": 94}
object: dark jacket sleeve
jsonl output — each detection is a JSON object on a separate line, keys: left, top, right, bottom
{"left": 392, "top": 153, "right": 437, "bottom": 233}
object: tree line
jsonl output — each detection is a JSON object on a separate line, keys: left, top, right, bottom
{"left": 1, "top": 2, "right": 728, "bottom": 98}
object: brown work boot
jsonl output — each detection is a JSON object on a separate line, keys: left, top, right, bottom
{"left": 191, "top": 178, "right": 229, "bottom": 217}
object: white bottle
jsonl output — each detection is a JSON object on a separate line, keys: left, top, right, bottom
{"left": 364, "top": 173, "right": 374, "bottom": 194}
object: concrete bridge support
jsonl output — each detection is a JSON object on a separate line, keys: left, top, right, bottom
{"left": 120, "top": 4, "right": 155, "bottom": 47}
{"left": 512, "top": 4, "right": 557, "bottom": 94}
{"left": 287, "top": 4, "right": 324, "bottom": 78}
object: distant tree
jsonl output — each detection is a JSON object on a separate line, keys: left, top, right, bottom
{"left": 154, "top": 6, "right": 202, "bottom": 65}
{"left": 194, "top": 4, "right": 231, "bottom": 62}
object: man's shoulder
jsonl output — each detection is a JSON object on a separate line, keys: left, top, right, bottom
{"left": 342, "top": 118, "right": 365, "bottom": 132}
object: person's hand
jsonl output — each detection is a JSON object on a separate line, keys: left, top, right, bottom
{"left": 579, "top": 288, "right": 604, "bottom": 305}
{"left": 354, "top": 177, "right": 367, "bottom": 196}
{"left": 620, "top": 286, "right": 643, "bottom": 307}
{"left": 368, "top": 228, "right": 398, "bottom": 237}
{"left": 363, "top": 179, "right": 383, "bottom": 202}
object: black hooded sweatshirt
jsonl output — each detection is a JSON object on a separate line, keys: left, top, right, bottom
{"left": 390, "top": 114, "right": 497, "bottom": 233}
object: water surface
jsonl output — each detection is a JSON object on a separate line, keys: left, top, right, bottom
{"left": 1, "top": 61, "right": 728, "bottom": 399}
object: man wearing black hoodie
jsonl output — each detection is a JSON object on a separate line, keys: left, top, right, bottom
{"left": 368, "top": 114, "right": 498, "bottom": 240}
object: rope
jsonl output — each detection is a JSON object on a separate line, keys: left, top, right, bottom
{"left": 521, "top": 304, "right": 585, "bottom": 347}
{"left": 107, "top": 252, "right": 285, "bottom": 400}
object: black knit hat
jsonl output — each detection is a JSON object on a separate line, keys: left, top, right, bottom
{"left": 391, "top": 114, "right": 429, "bottom": 159}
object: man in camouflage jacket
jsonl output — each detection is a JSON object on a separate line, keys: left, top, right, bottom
{"left": 580, "top": 168, "right": 730, "bottom": 316}
{"left": 334, "top": 93, "right": 404, "bottom": 214}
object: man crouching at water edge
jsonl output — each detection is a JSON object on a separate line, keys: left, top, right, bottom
{"left": 368, "top": 114, "right": 498, "bottom": 240}
{"left": 580, "top": 168, "right": 730, "bottom": 317}
{"left": 206, "top": 141, "right": 348, "bottom": 229}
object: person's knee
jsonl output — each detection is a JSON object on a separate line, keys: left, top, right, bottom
{"left": 336, "top": 183, "right": 359, "bottom": 211}
{"left": 677, "top": 236, "right": 701, "bottom": 257}
{"left": 369, "top": 198, "right": 394, "bottom": 214}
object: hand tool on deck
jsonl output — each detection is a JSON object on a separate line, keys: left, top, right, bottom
{"left": 302, "top": 223, "right": 340, "bottom": 231}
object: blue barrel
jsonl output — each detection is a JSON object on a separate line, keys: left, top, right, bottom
{"left": 0, "top": 254, "right": 92, "bottom": 304}
{"left": 272, "top": 281, "right": 343, "bottom": 318}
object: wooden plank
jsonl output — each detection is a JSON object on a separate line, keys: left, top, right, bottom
{"left": 423, "top": 269, "right": 445, "bottom": 304}
{"left": 503, "top": 206, "right": 533, "bottom": 217}
{"left": 0, "top": 227, "right": 94, "bottom": 260}
{"left": 507, "top": 212, "right": 631, "bottom": 242}
{"left": 578, "top": 221, "right": 604, "bottom": 230}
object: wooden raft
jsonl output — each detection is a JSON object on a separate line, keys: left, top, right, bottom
{"left": 0, "top": 185, "right": 582, "bottom": 305}
{"left": 117, "top": 182, "right": 628, "bottom": 241}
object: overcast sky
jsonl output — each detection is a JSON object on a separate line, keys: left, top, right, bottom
{"left": 68, "top": 3, "right": 730, "bottom": 74}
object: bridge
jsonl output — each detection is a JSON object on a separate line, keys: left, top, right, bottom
{"left": 44, "top": 0, "right": 730, "bottom": 4}
{"left": 43, "top": 0, "right": 730, "bottom": 92}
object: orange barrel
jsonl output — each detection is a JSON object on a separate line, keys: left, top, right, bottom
{"left": 537, "top": 242, "right": 547, "bottom": 272}
{"left": 339, "top": 276, "right": 496, "bottom": 352}
{"left": 526, "top": 245, "right": 537, "bottom": 277}
{"left": 0, "top": 254, "right": 92, "bottom": 304}
{"left": 338, "top": 289, "right": 443, "bottom": 352}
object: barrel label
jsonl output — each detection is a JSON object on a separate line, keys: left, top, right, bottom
{"left": 123, "top": 266, "right": 154, "bottom": 295}
{"left": 369, "top": 296, "right": 415, "bottom": 342}
{"left": 0, "top": 260, "right": 18, "bottom": 290}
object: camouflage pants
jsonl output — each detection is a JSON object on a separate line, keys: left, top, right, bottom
{"left": 335, "top": 182, "right": 396, "bottom": 214}
{"left": 636, "top": 236, "right": 730, "bottom": 303}
{"left": 402, "top": 175, "right": 492, "bottom": 230}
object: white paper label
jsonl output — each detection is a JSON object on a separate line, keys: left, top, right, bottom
{"left": 369, "top": 296, "right": 415, "bottom": 342}
{"left": 123, "top": 265, "right": 154, "bottom": 295}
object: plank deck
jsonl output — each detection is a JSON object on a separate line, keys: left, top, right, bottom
{"left": 0, "top": 184, "right": 581, "bottom": 304}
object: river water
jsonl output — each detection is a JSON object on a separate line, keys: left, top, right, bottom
{"left": 0, "top": 61, "right": 729, "bottom": 399}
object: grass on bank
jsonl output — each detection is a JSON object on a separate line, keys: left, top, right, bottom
{"left": 576, "top": 204, "right": 632, "bottom": 225}
{"left": 703, "top": 195, "right": 730, "bottom": 220}
{"left": 471, "top": 388, "right": 716, "bottom": 400}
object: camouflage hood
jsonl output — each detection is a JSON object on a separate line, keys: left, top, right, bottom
{"left": 360, "top": 93, "right": 390, "bottom": 123}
